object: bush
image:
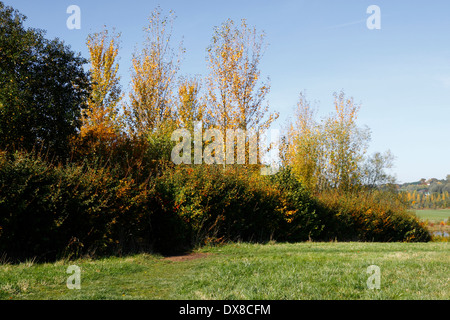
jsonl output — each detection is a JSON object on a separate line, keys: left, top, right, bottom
{"left": 155, "top": 165, "right": 285, "bottom": 250}
{"left": 269, "top": 167, "right": 324, "bottom": 241}
{"left": 0, "top": 151, "right": 155, "bottom": 261}
{"left": 316, "top": 189, "right": 431, "bottom": 242}
{"left": 0, "top": 151, "right": 431, "bottom": 262}
{"left": 0, "top": 151, "right": 64, "bottom": 260}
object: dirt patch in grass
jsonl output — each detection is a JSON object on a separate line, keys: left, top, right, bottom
{"left": 163, "top": 252, "right": 212, "bottom": 262}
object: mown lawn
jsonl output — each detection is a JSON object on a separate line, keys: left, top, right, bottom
{"left": 0, "top": 242, "right": 448, "bottom": 300}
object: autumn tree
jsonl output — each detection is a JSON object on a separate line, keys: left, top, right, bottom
{"left": 284, "top": 92, "right": 323, "bottom": 191}
{"left": 285, "top": 91, "right": 372, "bottom": 192}
{"left": 322, "top": 91, "right": 371, "bottom": 191}
{"left": 126, "top": 7, "right": 183, "bottom": 137}
{"left": 175, "top": 76, "right": 205, "bottom": 131}
{"left": 80, "top": 28, "right": 123, "bottom": 145}
{"left": 205, "top": 18, "right": 278, "bottom": 165}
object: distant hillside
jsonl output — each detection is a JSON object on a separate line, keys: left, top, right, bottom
{"left": 399, "top": 176, "right": 450, "bottom": 194}
{"left": 398, "top": 175, "right": 450, "bottom": 209}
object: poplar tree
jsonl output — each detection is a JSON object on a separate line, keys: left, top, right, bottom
{"left": 127, "top": 7, "right": 183, "bottom": 137}
{"left": 80, "top": 28, "right": 123, "bottom": 143}
{"left": 175, "top": 76, "right": 204, "bottom": 131}
{"left": 205, "top": 18, "right": 278, "bottom": 165}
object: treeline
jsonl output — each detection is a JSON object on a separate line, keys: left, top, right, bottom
{"left": 399, "top": 177, "right": 450, "bottom": 209}
{"left": 404, "top": 191, "right": 450, "bottom": 209}
{"left": 0, "top": 3, "right": 430, "bottom": 262}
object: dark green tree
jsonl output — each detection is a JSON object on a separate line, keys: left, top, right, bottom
{"left": 443, "top": 183, "right": 450, "bottom": 193}
{"left": 0, "top": 2, "right": 90, "bottom": 157}
{"left": 429, "top": 182, "right": 443, "bottom": 194}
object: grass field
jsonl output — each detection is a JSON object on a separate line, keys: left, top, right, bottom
{"left": 413, "top": 209, "right": 450, "bottom": 238}
{"left": 0, "top": 242, "right": 448, "bottom": 300}
{"left": 414, "top": 209, "right": 450, "bottom": 222}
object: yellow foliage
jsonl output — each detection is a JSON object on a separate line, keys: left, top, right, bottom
{"left": 284, "top": 91, "right": 369, "bottom": 192}
{"left": 126, "top": 7, "right": 182, "bottom": 136}
{"left": 80, "top": 28, "right": 123, "bottom": 144}
{"left": 205, "top": 18, "right": 278, "bottom": 134}
{"left": 175, "top": 76, "right": 204, "bottom": 130}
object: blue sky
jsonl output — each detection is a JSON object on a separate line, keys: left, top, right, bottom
{"left": 7, "top": 0, "right": 450, "bottom": 183}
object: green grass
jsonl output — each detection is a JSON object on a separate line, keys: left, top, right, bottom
{"left": 0, "top": 242, "right": 448, "bottom": 300}
{"left": 414, "top": 209, "right": 450, "bottom": 222}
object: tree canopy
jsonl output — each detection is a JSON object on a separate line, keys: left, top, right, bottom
{"left": 0, "top": 2, "right": 90, "bottom": 157}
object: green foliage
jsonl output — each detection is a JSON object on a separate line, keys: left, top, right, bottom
{"left": 269, "top": 167, "right": 324, "bottom": 241}
{"left": 0, "top": 150, "right": 160, "bottom": 261}
{"left": 316, "top": 189, "right": 431, "bottom": 242}
{"left": 154, "top": 165, "right": 284, "bottom": 251}
{"left": 0, "top": 2, "right": 90, "bottom": 157}
{"left": 0, "top": 152, "right": 431, "bottom": 262}
{"left": 145, "top": 122, "right": 178, "bottom": 162}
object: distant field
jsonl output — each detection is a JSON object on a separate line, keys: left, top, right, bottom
{"left": 413, "top": 209, "right": 450, "bottom": 222}
{"left": 0, "top": 242, "right": 448, "bottom": 300}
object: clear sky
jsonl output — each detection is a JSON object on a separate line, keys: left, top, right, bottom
{"left": 6, "top": 0, "right": 450, "bottom": 183}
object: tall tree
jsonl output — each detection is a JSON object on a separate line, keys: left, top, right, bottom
{"left": 285, "top": 91, "right": 372, "bottom": 192}
{"left": 205, "top": 18, "right": 278, "bottom": 165}
{"left": 175, "top": 76, "right": 204, "bottom": 131}
{"left": 0, "top": 2, "right": 90, "bottom": 157}
{"left": 284, "top": 92, "right": 323, "bottom": 191}
{"left": 360, "top": 150, "right": 396, "bottom": 188}
{"left": 80, "top": 28, "right": 123, "bottom": 142}
{"left": 126, "top": 7, "right": 183, "bottom": 137}
{"left": 206, "top": 18, "right": 277, "bottom": 131}
{"left": 322, "top": 91, "right": 371, "bottom": 191}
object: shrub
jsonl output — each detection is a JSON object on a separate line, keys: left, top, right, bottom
{"left": 0, "top": 151, "right": 155, "bottom": 261}
{"left": 0, "top": 151, "right": 63, "bottom": 260}
{"left": 316, "top": 189, "right": 431, "bottom": 242}
{"left": 0, "top": 151, "right": 431, "bottom": 262}
{"left": 270, "top": 167, "right": 324, "bottom": 241}
{"left": 155, "top": 165, "right": 285, "bottom": 250}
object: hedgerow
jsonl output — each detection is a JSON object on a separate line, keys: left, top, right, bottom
{"left": 0, "top": 151, "right": 431, "bottom": 262}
